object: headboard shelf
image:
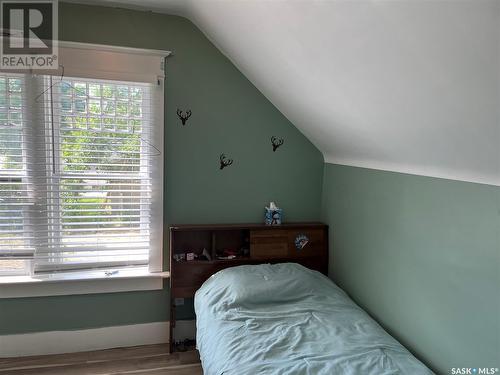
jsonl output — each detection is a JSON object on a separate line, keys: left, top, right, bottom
{"left": 168, "top": 222, "right": 329, "bottom": 352}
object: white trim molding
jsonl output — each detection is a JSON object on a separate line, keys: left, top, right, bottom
{"left": 325, "top": 158, "right": 500, "bottom": 187}
{"left": 59, "top": 41, "right": 171, "bottom": 57}
{"left": 0, "top": 320, "right": 196, "bottom": 358}
{"left": 0, "top": 267, "right": 169, "bottom": 298}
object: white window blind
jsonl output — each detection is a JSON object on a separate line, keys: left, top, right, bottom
{"left": 0, "top": 74, "right": 34, "bottom": 275}
{"left": 0, "top": 43, "right": 166, "bottom": 276}
{"left": 36, "top": 77, "right": 159, "bottom": 272}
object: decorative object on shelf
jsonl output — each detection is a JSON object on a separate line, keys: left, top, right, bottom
{"left": 295, "top": 234, "right": 310, "bottom": 250}
{"left": 201, "top": 248, "right": 212, "bottom": 261}
{"left": 217, "top": 255, "right": 237, "bottom": 260}
{"left": 271, "top": 136, "right": 284, "bottom": 152}
{"left": 186, "top": 252, "right": 195, "bottom": 261}
{"left": 265, "top": 201, "right": 283, "bottom": 225}
{"left": 219, "top": 153, "right": 233, "bottom": 169}
{"left": 241, "top": 247, "right": 250, "bottom": 257}
{"left": 176, "top": 108, "right": 192, "bottom": 125}
{"left": 173, "top": 253, "right": 186, "bottom": 262}
{"left": 216, "top": 248, "right": 239, "bottom": 260}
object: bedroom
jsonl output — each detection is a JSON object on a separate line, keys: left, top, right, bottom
{"left": 0, "top": 0, "right": 498, "bottom": 374}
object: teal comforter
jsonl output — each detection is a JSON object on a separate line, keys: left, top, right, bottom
{"left": 194, "top": 263, "right": 433, "bottom": 375}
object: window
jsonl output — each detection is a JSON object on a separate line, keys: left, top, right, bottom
{"left": 39, "top": 77, "right": 156, "bottom": 272}
{"left": 0, "top": 43, "right": 165, "bottom": 282}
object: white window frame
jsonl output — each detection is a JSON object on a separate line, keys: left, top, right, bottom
{"left": 0, "top": 43, "right": 170, "bottom": 298}
{"left": 0, "top": 260, "right": 31, "bottom": 277}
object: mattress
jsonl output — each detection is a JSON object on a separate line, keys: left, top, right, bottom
{"left": 194, "top": 263, "right": 433, "bottom": 375}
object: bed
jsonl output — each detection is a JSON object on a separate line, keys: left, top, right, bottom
{"left": 194, "top": 263, "right": 433, "bottom": 375}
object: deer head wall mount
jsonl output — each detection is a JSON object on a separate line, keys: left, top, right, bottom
{"left": 219, "top": 153, "right": 233, "bottom": 170}
{"left": 176, "top": 108, "right": 192, "bottom": 125}
{"left": 271, "top": 136, "right": 284, "bottom": 152}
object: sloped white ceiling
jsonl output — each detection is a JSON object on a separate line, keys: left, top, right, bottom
{"left": 72, "top": 0, "right": 500, "bottom": 186}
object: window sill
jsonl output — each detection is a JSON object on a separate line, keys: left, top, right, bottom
{"left": 0, "top": 267, "right": 170, "bottom": 298}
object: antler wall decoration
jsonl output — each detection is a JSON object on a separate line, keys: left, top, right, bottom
{"left": 219, "top": 154, "right": 233, "bottom": 170}
{"left": 271, "top": 136, "right": 284, "bottom": 152}
{"left": 176, "top": 109, "right": 192, "bottom": 125}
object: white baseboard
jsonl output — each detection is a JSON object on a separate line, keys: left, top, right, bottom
{"left": 0, "top": 320, "right": 196, "bottom": 358}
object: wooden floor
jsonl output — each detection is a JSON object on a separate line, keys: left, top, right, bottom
{"left": 0, "top": 345, "right": 203, "bottom": 375}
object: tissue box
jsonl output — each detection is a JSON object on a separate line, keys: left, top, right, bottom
{"left": 265, "top": 207, "right": 283, "bottom": 225}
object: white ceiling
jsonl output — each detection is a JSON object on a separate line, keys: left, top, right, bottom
{"left": 72, "top": 0, "right": 500, "bottom": 186}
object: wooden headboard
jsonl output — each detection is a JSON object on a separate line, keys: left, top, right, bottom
{"left": 168, "top": 223, "right": 328, "bottom": 351}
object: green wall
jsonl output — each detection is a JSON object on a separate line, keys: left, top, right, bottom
{"left": 322, "top": 163, "right": 500, "bottom": 374}
{"left": 0, "top": 3, "right": 323, "bottom": 335}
